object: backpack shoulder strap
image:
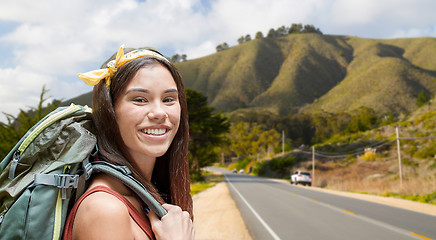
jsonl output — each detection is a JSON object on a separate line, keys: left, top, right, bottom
{"left": 91, "top": 161, "right": 167, "bottom": 219}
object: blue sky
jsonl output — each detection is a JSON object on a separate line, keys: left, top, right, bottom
{"left": 1, "top": 0, "right": 436, "bottom": 123}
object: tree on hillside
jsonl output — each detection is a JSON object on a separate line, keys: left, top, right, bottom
{"left": 289, "top": 23, "right": 303, "bottom": 34}
{"left": 238, "top": 34, "right": 252, "bottom": 44}
{"left": 302, "top": 24, "right": 323, "bottom": 34}
{"left": 416, "top": 90, "right": 431, "bottom": 107}
{"left": 228, "top": 122, "right": 281, "bottom": 158}
{"left": 255, "top": 31, "right": 264, "bottom": 39}
{"left": 379, "top": 112, "right": 396, "bottom": 126}
{"left": 285, "top": 113, "right": 315, "bottom": 146}
{"left": 311, "top": 111, "right": 352, "bottom": 143}
{"left": 267, "top": 28, "right": 277, "bottom": 38}
{"left": 237, "top": 36, "right": 245, "bottom": 44}
{"left": 171, "top": 54, "right": 187, "bottom": 63}
{"left": 216, "top": 42, "right": 229, "bottom": 52}
{"left": 186, "top": 89, "right": 229, "bottom": 178}
{"left": 229, "top": 109, "right": 282, "bottom": 131}
{"left": 345, "top": 107, "right": 377, "bottom": 133}
{"left": 277, "top": 26, "right": 288, "bottom": 36}
{"left": 245, "top": 34, "right": 251, "bottom": 42}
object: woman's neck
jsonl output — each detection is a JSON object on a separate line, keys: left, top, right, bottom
{"left": 129, "top": 152, "right": 156, "bottom": 181}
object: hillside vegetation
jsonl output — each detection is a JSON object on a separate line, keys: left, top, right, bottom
{"left": 62, "top": 34, "right": 436, "bottom": 117}
{"left": 232, "top": 97, "right": 435, "bottom": 202}
{"left": 176, "top": 34, "right": 436, "bottom": 116}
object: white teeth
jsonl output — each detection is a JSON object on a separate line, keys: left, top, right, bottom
{"left": 143, "top": 129, "right": 166, "bottom": 135}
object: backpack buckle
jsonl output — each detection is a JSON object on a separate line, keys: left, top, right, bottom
{"left": 57, "top": 174, "right": 79, "bottom": 189}
{"left": 57, "top": 174, "right": 79, "bottom": 200}
{"left": 8, "top": 150, "right": 21, "bottom": 180}
{"left": 82, "top": 158, "right": 93, "bottom": 180}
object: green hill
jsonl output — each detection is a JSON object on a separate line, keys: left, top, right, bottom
{"left": 303, "top": 37, "right": 436, "bottom": 115}
{"left": 177, "top": 34, "right": 436, "bottom": 115}
{"left": 63, "top": 34, "right": 436, "bottom": 116}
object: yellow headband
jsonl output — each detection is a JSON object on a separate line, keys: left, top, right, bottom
{"left": 78, "top": 45, "right": 169, "bottom": 89}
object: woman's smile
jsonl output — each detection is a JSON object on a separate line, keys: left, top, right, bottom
{"left": 141, "top": 128, "right": 167, "bottom": 136}
{"left": 139, "top": 125, "right": 170, "bottom": 139}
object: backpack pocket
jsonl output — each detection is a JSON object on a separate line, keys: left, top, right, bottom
{"left": 0, "top": 172, "right": 72, "bottom": 240}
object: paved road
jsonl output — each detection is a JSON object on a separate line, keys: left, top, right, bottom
{"left": 207, "top": 167, "right": 436, "bottom": 240}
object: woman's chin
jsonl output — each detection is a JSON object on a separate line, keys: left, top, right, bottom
{"left": 147, "top": 147, "right": 171, "bottom": 158}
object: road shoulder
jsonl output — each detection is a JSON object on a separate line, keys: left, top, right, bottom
{"left": 193, "top": 182, "right": 252, "bottom": 240}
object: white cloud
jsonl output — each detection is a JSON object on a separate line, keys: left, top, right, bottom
{"left": 208, "top": 0, "right": 320, "bottom": 44}
{"left": 179, "top": 41, "right": 217, "bottom": 60}
{"left": 0, "top": 67, "right": 54, "bottom": 121}
{"left": 331, "top": 0, "right": 382, "bottom": 25}
{"left": 1, "top": 0, "right": 436, "bottom": 123}
{"left": 0, "top": 66, "right": 93, "bottom": 123}
{"left": 390, "top": 26, "right": 436, "bottom": 39}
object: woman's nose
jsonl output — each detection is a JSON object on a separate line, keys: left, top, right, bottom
{"left": 147, "top": 103, "right": 168, "bottom": 120}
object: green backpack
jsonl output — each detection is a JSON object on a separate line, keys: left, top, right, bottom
{"left": 0, "top": 104, "right": 166, "bottom": 240}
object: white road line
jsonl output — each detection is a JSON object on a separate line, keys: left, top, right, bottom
{"left": 225, "top": 175, "right": 282, "bottom": 240}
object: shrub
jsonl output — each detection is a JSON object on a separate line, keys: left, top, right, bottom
{"left": 268, "top": 156, "right": 296, "bottom": 175}
{"left": 414, "top": 144, "right": 436, "bottom": 159}
{"left": 228, "top": 162, "right": 238, "bottom": 171}
{"left": 429, "top": 160, "right": 436, "bottom": 170}
{"left": 403, "top": 144, "right": 417, "bottom": 155}
{"left": 235, "top": 157, "right": 252, "bottom": 170}
{"left": 382, "top": 192, "right": 436, "bottom": 205}
{"left": 190, "top": 172, "right": 205, "bottom": 182}
{"left": 402, "top": 158, "right": 419, "bottom": 168}
{"left": 361, "top": 151, "right": 377, "bottom": 161}
{"left": 346, "top": 156, "right": 356, "bottom": 163}
{"left": 252, "top": 161, "right": 267, "bottom": 176}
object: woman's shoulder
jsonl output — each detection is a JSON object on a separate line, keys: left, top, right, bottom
{"left": 78, "top": 187, "right": 129, "bottom": 215}
{"left": 72, "top": 186, "right": 134, "bottom": 239}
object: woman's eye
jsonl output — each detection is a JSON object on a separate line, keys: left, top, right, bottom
{"left": 164, "top": 97, "right": 176, "bottom": 103}
{"left": 133, "top": 98, "right": 147, "bottom": 103}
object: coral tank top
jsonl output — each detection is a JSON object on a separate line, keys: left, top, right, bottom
{"left": 63, "top": 185, "right": 155, "bottom": 240}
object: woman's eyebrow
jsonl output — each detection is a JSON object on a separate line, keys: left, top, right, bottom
{"left": 165, "top": 89, "right": 178, "bottom": 94}
{"left": 126, "top": 88, "right": 149, "bottom": 94}
{"left": 125, "top": 88, "right": 178, "bottom": 94}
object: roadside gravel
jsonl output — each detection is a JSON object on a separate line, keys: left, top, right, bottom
{"left": 193, "top": 182, "right": 252, "bottom": 240}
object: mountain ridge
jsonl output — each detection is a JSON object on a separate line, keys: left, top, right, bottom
{"left": 62, "top": 34, "right": 436, "bottom": 116}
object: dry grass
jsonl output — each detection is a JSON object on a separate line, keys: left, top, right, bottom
{"left": 190, "top": 172, "right": 225, "bottom": 196}
{"left": 303, "top": 101, "right": 436, "bottom": 200}
{"left": 310, "top": 157, "right": 436, "bottom": 197}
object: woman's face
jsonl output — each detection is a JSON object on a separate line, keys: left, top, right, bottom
{"left": 115, "top": 63, "right": 181, "bottom": 163}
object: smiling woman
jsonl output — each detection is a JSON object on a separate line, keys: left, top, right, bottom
{"left": 63, "top": 46, "right": 194, "bottom": 240}
{"left": 115, "top": 64, "right": 181, "bottom": 179}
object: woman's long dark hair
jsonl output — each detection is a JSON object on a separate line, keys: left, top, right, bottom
{"left": 91, "top": 52, "right": 192, "bottom": 218}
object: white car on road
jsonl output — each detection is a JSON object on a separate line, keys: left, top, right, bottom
{"left": 290, "top": 170, "right": 312, "bottom": 186}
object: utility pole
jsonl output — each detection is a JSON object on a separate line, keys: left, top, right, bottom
{"left": 396, "top": 127, "right": 403, "bottom": 189}
{"left": 282, "top": 130, "right": 285, "bottom": 155}
{"left": 312, "top": 146, "right": 315, "bottom": 185}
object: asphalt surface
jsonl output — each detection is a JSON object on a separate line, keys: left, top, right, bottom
{"left": 207, "top": 167, "right": 436, "bottom": 240}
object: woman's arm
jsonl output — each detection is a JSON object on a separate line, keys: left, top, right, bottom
{"left": 148, "top": 204, "right": 195, "bottom": 240}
